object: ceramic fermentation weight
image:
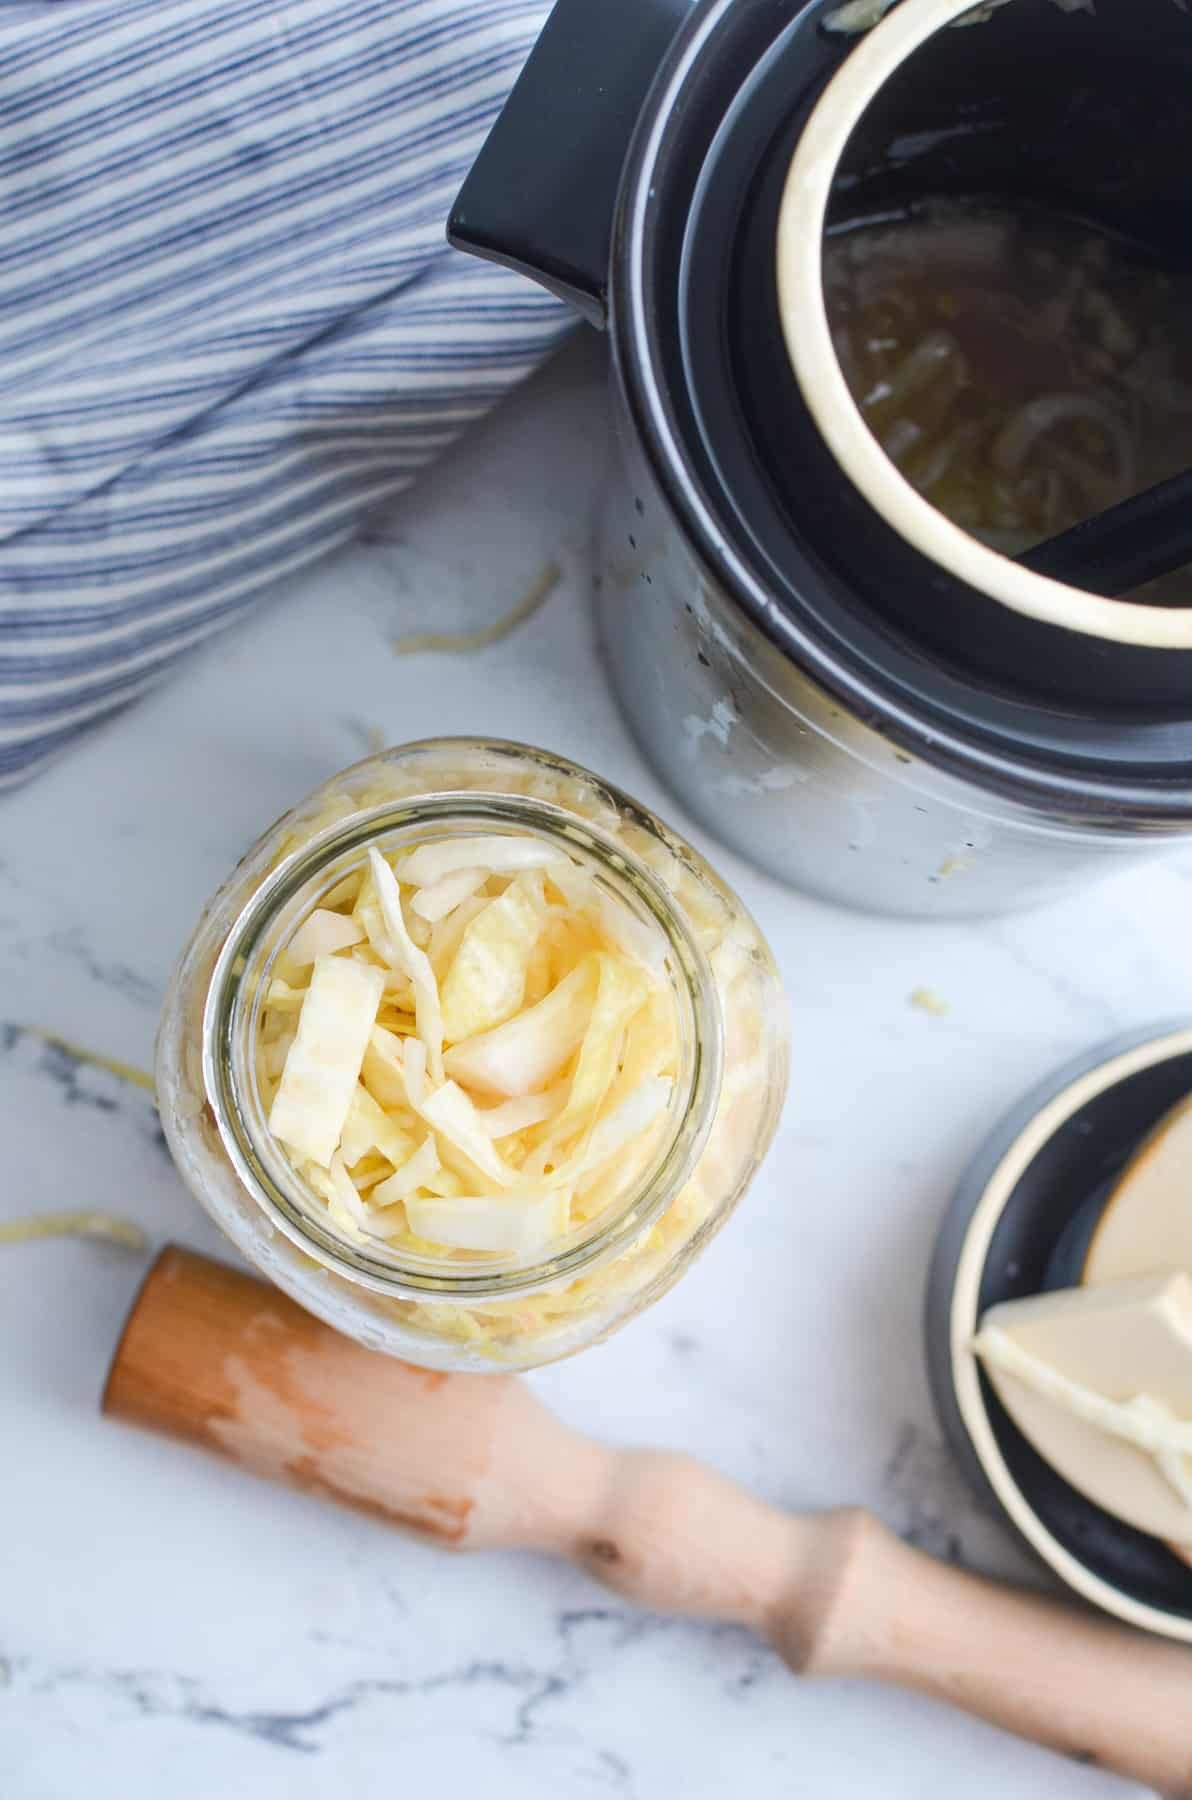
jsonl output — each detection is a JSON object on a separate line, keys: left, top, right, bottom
{"left": 451, "top": 0, "right": 1192, "bottom": 916}
{"left": 927, "top": 1021, "right": 1192, "bottom": 1640}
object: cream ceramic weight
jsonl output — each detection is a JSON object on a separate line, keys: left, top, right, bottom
{"left": 1085, "top": 1093, "right": 1192, "bottom": 1284}
{"left": 975, "top": 1274, "right": 1192, "bottom": 1544}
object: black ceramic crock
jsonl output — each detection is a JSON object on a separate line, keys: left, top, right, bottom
{"left": 451, "top": 0, "right": 1192, "bottom": 916}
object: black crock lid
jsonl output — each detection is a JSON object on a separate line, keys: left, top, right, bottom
{"left": 926, "top": 1023, "right": 1192, "bottom": 1633}
{"left": 611, "top": 0, "right": 1192, "bottom": 814}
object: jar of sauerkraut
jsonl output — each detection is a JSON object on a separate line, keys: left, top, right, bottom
{"left": 157, "top": 739, "right": 788, "bottom": 1371}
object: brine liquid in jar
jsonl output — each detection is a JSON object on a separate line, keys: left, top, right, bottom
{"left": 823, "top": 203, "right": 1192, "bottom": 601}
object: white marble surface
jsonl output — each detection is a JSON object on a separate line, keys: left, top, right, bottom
{"left": 4, "top": 332, "right": 1192, "bottom": 1800}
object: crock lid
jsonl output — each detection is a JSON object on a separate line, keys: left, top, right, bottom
{"left": 612, "top": 0, "right": 1192, "bottom": 813}
{"left": 927, "top": 1023, "right": 1192, "bottom": 1639}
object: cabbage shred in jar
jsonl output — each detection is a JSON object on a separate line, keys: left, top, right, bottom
{"left": 157, "top": 740, "right": 788, "bottom": 1371}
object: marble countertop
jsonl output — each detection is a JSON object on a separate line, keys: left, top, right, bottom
{"left": 5, "top": 333, "right": 1192, "bottom": 1800}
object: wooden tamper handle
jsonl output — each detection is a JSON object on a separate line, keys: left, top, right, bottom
{"left": 104, "top": 1248, "right": 1192, "bottom": 1792}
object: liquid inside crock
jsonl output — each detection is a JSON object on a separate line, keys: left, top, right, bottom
{"left": 823, "top": 200, "right": 1192, "bottom": 605}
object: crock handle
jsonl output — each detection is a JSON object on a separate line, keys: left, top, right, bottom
{"left": 447, "top": 0, "right": 692, "bottom": 329}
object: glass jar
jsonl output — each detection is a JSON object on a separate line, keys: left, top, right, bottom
{"left": 157, "top": 739, "right": 789, "bottom": 1371}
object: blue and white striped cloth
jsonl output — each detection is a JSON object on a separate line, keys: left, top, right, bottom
{"left": 0, "top": 0, "right": 569, "bottom": 787}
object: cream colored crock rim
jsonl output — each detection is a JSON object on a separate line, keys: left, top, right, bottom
{"left": 950, "top": 1025, "right": 1192, "bottom": 1640}
{"left": 776, "top": 0, "right": 1192, "bottom": 651}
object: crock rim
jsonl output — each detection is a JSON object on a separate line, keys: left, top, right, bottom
{"left": 776, "top": 0, "right": 1192, "bottom": 654}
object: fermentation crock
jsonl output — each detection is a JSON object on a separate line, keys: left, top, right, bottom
{"left": 450, "top": 0, "right": 1192, "bottom": 917}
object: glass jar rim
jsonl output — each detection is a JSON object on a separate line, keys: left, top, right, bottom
{"left": 202, "top": 788, "right": 725, "bottom": 1302}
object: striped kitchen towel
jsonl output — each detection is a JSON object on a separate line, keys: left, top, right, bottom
{"left": 0, "top": 0, "right": 570, "bottom": 788}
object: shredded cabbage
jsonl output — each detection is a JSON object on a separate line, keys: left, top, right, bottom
{"left": 258, "top": 828, "right": 684, "bottom": 1263}
{"left": 439, "top": 877, "right": 543, "bottom": 1041}
{"left": 403, "top": 1035, "right": 428, "bottom": 1109}
{"left": 339, "top": 1084, "right": 414, "bottom": 1169}
{"left": 360, "top": 1025, "right": 409, "bottom": 1109}
{"left": 328, "top": 1151, "right": 373, "bottom": 1228}
{"left": 575, "top": 1076, "right": 673, "bottom": 1178}
{"left": 262, "top": 1031, "right": 296, "bottom": 1079}
{"left": 371, "top": 1135, "right": 440, "bottom": 1209}
{"left": 304, "top": 1155, "right": 368, "bottom": 1241}
{"left": 428, "top": 893, "right": 490, "bottom": 981}
{"left": 367, "top": 847, "right": 445, "bottom": 1083}
{"left": 400, "top": 836, "right": 561, "bottom": 886}
{"left": 405, "top": 1189, "right": 569, "bottom": 1255}
{"left": 0, "top": 1211, "right": 147, "bottom": 1250}
{"left": 284, "top": 908, "right": 364, "bottom": 967}
{"left": 392, "top": 562, "right": 560, "bottom": 658}
{"left": 478, "top": 1088, "right": 565, "bottom": 1138}
{"left": 548, "top": 953, "right": 650, "bottom": 1145}
{"left": 823, "top": 0, "right": 1095, "bottom": 30}
{"left": 443, "top": 958, "right": 597, "bottom": 1096}
{"left": 411, "top": 866, "right": 487, "bottom": 923}
{"left": 268, "top": 956, "right": 384, "bottom": 1167}
{"left": 823, "top": 0, "right": 898, "bottom": 27}
{"left": 22, "top": 1029, "right": 155, "bottom": 1093}
{"left": 418, "top": 1080, "right": 518, "bottom": 1188}
{"left": 264, "top": 979, "right": 307, "bottom": 1014}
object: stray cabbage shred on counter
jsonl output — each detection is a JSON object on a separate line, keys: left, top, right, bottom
{"left": 258, "top": 834, "right": 681, "bottom": 1261}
